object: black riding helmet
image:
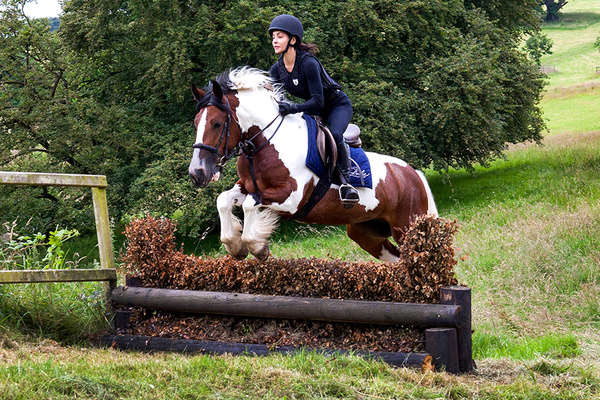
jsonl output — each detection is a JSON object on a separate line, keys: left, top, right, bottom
{"left": 268, "top": 14, "right": 304, "bottom": 43}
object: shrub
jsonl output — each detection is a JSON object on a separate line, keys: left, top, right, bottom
{"left": 121, "top": 214, "right": 459, "bottom": 303}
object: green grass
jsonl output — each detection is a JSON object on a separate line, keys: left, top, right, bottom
{"left": 0, "top": 282, "right": 109, "bottom": 343}
{"left": 0, "top": 346, "right": 598, "bottom": 400}
{"left": 542, "top": 90, "right": 600, "bottom": 134}
{"left": 473, "top": 332, "right": 581, "bottom": 360}
{"left": 540, "top": 0, "right": 600, "bottom": 90}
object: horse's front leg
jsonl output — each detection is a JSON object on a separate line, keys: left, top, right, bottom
{"left": 241, "top": 196, "right": 279, "bottom": 261}
{"left": 217, "top": 184, "right": 248, "bottom": 259}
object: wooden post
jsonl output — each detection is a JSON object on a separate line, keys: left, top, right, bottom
{"left": 425, "top": 328, "right": 460, "bottom": 373}
{"left": 91, "top": 187, "right": 114, "bottom": 271}
{"left": 440, "top": 286, "right": 473, "bottom": 373}
{"left": 114, "top": 310, "right": 132, "bottom": 331}
{"left": 91, "top": 186, "right": 116, "bottom": 328}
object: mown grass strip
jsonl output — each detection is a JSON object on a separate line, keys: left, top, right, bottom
{"left": 473, "top": 332, "right": 580, "bottom": 360}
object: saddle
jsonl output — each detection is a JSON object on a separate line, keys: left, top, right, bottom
{"left": 314, "top": 116, "right": 362, "bottom": 177}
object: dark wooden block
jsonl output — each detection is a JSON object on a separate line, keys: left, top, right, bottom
{"left": 114, "top": 310, "right": 132, "bottom": 330}
{"left": 440, "top": 286, "right": 473, "bottom": 373}
{"left": 125, "top": 276, "right": 142, "bottom": 287}
{"left": 425, "top": 327, "right": 459, "bottom": 374}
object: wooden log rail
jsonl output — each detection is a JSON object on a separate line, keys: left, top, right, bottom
{"left": 110, "top": 284, "right": 474, "bottom": 373}
{"left": 112, "top": 286, "right": 461, "bottom": 327}
{"left": 100, "top": 334, "right": 430, "bottom": 370}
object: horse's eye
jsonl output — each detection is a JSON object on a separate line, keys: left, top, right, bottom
{"left": 213, "top": 122, "right": 222, "bottom": 129}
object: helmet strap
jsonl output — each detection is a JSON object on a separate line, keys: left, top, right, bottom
{"left": 283, "top": 35, "right": 297, "bottom": 54}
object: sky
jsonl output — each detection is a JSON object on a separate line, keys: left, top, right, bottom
{"left": 23, "top": 0, "right": 61, "bottom": 18}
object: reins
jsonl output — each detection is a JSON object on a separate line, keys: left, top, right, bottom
{"left": 192, "top": 93, "right": 286, "bottom": 203}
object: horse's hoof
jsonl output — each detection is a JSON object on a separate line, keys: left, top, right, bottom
{"left": 253, "top": 245, "right": 270, "bottom": 262}
{"left": 224, "top": 242, "right": 248, "bottom": 260}
{"left": 231, "top": 248, "right": 249, "bottom": 260}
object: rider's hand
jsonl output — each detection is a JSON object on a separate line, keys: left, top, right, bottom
{"left": 278, "top": 101, "right": 298, "bottom": 116}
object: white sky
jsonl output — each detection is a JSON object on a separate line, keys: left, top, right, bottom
{"left": 23, "top": 0, "right": 61, "bottom": 18}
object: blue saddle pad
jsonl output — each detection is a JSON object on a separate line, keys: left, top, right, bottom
{"left": 303, "top": 114, "right": 372, "bottom": 189}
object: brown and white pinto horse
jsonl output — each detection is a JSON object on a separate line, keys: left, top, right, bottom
{"left": 189, "top": 67, "right": 437, "bottom": 261}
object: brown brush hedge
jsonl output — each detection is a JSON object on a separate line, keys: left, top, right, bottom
{"left": 118, "top": 215, "right": 459, "bottom": 352}
{"left": 121, "top": 214, "right": 458, "bottom": 303}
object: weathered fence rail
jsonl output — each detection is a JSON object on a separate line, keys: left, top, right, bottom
{"left": 0, "top": 171, "right": 117, "bottom": 314}
{"left": 0, "top": 171, "right": 114, "bottom": 271}
{"left": 0, "top": 269, "right": 117, "bottom": 284}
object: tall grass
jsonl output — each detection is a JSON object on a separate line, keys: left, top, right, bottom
{"left": 0, "top": 225, "right": 109, "bottom": 342}
{"left": 0, "top": 282, "right": 109, "bottom": 343}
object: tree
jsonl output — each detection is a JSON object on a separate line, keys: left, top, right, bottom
{"left": 525, "top": 33, "right": 554, "bottom": 65}
{"left": 0, "top": 0, "right": 160, "bottom": 232}
{"left": 540, "top": 0, "right": 568, "bottom": 22}
{"left": 1, "top": 0, "right": 547, "bottom": 237}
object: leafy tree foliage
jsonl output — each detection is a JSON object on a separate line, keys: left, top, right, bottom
{"left": 525, "top": 33, "right": 554, "bottom": 65}
{"left": 1, "top": 0, "right": 546, "bottom": 237}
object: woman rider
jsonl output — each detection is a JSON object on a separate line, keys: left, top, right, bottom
{"left": 268, "top": 14, "right": 360, "bottom": 207}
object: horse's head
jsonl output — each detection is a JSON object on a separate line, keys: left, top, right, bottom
{"left": 188, "top": 79, "right": 242, "bottom": 187}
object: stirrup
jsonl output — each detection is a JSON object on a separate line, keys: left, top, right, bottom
{"left": 338, "top": 183, "right": 359, "bottom": 208}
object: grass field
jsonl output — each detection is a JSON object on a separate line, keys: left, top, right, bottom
{"left": 1, "top": 2, "right": 600, "bottom": 399}
{"left": 540, "top": 0, "right": 600, "bottom": 90}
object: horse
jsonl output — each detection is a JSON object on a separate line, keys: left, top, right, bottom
{"left": 188, "top": 67, "right": 437, "bottom": 261}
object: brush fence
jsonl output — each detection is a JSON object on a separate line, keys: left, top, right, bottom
{"left": 103, "top": 282, "right": 473, "bottom": 374}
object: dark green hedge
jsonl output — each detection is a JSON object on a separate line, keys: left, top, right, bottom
{"left": 1, "top": 0, "right": 545, "bottom": 237}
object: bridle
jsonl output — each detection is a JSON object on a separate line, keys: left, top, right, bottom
{"left": 191, "top": 91, "right": 286, "bottom": 202}
{"left": 192, "top": 95, "right": 239, "bottom": 169}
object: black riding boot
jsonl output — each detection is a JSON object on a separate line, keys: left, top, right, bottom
{"left": 335, "top": 141, "right": 360, "bottom": 208}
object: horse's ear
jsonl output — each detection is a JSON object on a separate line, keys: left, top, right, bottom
{"left": 211, "top": 79, "right": 224, "bottom": 102}
{"left": 191, "top": 84, "right": 205, "bottom": 102}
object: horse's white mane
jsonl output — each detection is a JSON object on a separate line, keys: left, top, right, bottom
{"left": 228, "top": 67, "right": 285, "bottom": 103}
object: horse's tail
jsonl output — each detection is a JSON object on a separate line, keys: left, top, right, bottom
{"left": 416, "top": 170, "right": 438, "bottom": 217}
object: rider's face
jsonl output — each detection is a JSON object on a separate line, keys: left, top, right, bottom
{"left": 272, "top": 30, "right": 293, "bottom": 54}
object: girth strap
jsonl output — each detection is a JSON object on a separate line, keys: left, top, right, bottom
{"left": 246, "top": 153, "right": 262, "bottom": 204}
{"left": 293, "top": 175, "right": 332, "bottom": 219}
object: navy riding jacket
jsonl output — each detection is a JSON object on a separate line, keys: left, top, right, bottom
{"left": 269, "top": 50, "right": 347, "bottom": 118}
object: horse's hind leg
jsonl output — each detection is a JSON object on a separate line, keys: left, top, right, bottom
{"left": 347, "top": 223, "right": 400, "bottom": 262}
{"left": 217, "top": 184, "right": 248, "bottom": 259}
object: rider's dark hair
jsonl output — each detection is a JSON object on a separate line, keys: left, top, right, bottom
{"left": 295, "top": 41, "right": 318, "bottom": 55}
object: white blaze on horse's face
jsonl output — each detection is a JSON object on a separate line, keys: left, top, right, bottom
{"left": 194, "top": 108, "right": 208, "bottom": 144}
{"left": 189, "top": 108, "right": 221, "bottom": 187}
